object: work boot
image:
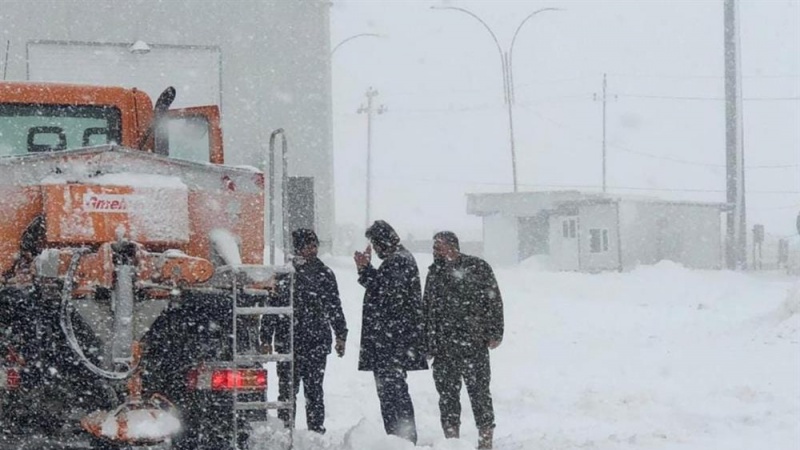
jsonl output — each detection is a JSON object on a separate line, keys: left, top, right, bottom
{"left": 478, "top": 427, "right": 494, "bottom": 449}
{"left": 443, "top": 425, "right": 459, "bottom": 439}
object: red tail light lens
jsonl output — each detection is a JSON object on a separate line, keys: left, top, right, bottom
{"left": 188, "top": 367, "right": 267, "bottom": 391}
{"left": 1, "top": 368, "right": 20, "bottom": 390}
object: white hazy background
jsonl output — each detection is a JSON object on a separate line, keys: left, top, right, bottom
{"left": 330, "top": 0, "right": 799, "bottom": 241}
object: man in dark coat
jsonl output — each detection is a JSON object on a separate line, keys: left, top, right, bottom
{"left": 423, "top": 231, "right": 504, "bottom": 450}
{"left": 261, "top": 228, "right": 348, "bottom": 434}
{"left": 353, "top": 220, "right": 428, "bottom": 444}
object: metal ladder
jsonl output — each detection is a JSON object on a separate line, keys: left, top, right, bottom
{"left": 230, "top": 266, "right": 296, "bottom": 450}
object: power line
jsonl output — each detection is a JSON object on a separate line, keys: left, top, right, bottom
{"left": 375, "top": 76, "right": 592, "bottom": 98}
{"left": 747, "top": 163, "right": 799, "bottom": 169}
{"left": 533, "top": 111, "right": 798, "bottom": 170}
{"left": 605, "top": 72, "right": 800, "bottom": 80}
{"left": 616, "top": 93, "right": 800, "bottom": 102}
{"left": 378, "top": 174, "right": 800, "bottom": 195}
{"left": 352, "top": 95, "right": 593, "bottom": 114}
{"left": 532, "top": 112, "right": 721, "bottom": 167}
{"left": 750, "top": 203, "right": 800, "bottom": 211}
{"left": 340, "top": 99, "right": 798, "bottom": 170}
{"left": 382, "top": 104, "right": 493, "bottom": 114}
{"left": 357, "top": 90, "right": 798, "bottom": 104}
{"left": 514, "top": 76, "right": 592, "bottom": 89}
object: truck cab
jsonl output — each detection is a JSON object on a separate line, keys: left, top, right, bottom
{"left": 0, "top": 81, "right": 223, "bottom": 164}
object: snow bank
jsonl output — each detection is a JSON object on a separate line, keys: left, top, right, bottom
{"left": 247, "top": 258, "right": 799, "bottom": 450}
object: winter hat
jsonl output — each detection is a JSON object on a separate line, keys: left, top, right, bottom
{"left": 365, "top": 220, "right": 400, "bottom": 247}
{"left": 292, "top": 228, "right": 319, "bottom": 251}
{"left": 434, "top": 231, "right": 460, "bottom": 251}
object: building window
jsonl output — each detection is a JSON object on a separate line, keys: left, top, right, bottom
{"left": 562, "top": 218, "right": 577, "bottom": 239}
{"left": 589, "top": 228, "right": 610, "bottom": 253}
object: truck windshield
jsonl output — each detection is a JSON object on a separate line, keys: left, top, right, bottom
{"left": 0, "top": 103, "right": 122, "bottom": 157}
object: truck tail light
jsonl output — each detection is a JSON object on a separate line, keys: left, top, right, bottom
{"left": 187, "top": 367, "right": 266, "bottom": 391}
{"left": 2, "top": 346, "right": 22, "bottom": 390}
{"left": 1, "top": 368, "right": 20, "bottom": 390}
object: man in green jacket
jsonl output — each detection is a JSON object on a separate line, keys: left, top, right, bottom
{"left": 423, "top": 231, "right": 504, "bottom": 450}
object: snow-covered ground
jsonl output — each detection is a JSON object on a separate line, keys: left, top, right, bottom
{"left": 252, "top": 256, "right": 800, "bottom": 450}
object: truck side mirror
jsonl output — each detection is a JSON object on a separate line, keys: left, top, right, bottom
{"left": 139, "top": 86, "right": 177, "bottom": 154}
{"left": 27, "top": 126, "right": 67, "bottom": 153}
{"left": 154, "top": 86, "right": 176, "bottom": 113}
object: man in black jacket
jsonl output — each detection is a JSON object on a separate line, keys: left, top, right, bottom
{"left": 261, "top": 228, "right": 348, "bottom": 434}
{"left": 423, "top": 231, "right": 504, "bottom": 450}
{"left": 353, "top": 220, "right": 428, "bottom": 444}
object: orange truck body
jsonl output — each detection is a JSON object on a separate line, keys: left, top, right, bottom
{"left": 0, "top": 81, "right": 264, "bottom": 292}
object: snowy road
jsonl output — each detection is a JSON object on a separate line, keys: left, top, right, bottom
{"left": 251, "top": 257, "right": 800, "bottom": 450}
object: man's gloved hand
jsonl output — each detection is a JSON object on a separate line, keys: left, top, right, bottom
{"left": 335, "top": 339, "right": 346, "bottom": 357}
{"left": 488, "top": 339, "right": 502, "bottom": 350}
{"left": 353, "top": 245, "right": 372, "bottom": 270}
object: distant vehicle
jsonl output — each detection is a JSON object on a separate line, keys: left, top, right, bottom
{"left": 0, "top": 81, "right": 288, "bottom": 449}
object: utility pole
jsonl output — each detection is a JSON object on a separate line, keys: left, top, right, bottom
{"left": 601, "top": 73, "right": 607, "bottom": 193}
{"left": 724, "top": 0, "right": 746, "bottom": 269}
{"left": 593, "top": 73, "right": 615, "bottom": 193}
{"left": 357, "top": 87, "right": 386, "bottom": 227}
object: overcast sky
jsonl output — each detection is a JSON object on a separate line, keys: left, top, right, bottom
{"left": 330, "top": 0, "right": 799, "bottom": 241}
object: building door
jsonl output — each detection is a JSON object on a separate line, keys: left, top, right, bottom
{"left": 557, "top": 216, "right": 580, "bottom": 271}
{"left": 518, "top": 213, "right": 549, "bottom": 261}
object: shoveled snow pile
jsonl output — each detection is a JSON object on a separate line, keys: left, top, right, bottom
{"left": 249, "top": 257, "right": 799, "bottom": 450}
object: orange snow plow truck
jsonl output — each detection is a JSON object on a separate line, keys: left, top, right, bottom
{"left": 0, "top": 81, "right": 291, "bottom": 450}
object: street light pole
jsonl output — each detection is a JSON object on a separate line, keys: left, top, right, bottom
{"left": 503, "top": 50, "right": 518, "bottom": 192}
{"left": 432, "top": 6, "right": 560, "bottom": 193}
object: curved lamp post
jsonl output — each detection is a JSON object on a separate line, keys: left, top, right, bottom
{"left": 331, "top": 32, "right": 382, "bottom": 56}
{"left": 330, "top": 32, "right": 384, "bottom": 225}
{"left": 431, "top": 6, "right": 561, "bottom": 192}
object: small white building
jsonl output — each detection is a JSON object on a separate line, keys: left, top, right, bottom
{"left": 467, "top": 191, "right": 727, "bottom": 271}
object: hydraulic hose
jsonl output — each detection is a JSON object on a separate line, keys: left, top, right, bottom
{"left": 59, "top": 249, "right": 135, "bottom": 380}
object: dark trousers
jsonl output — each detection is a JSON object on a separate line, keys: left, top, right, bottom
{"left": 373, "top": 367, "right": 418, "bottom": 444}
{"left": 277, "top": 350, "right": 327, "bottom": 433}
{"left": 432, "top": 346, "right": 495, "bottom": 431}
